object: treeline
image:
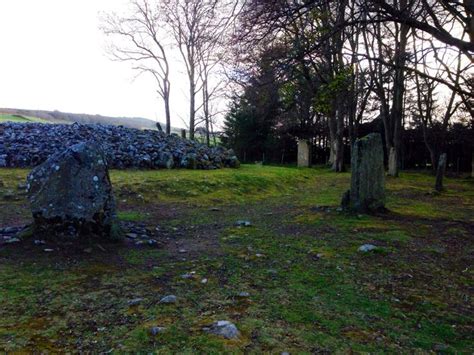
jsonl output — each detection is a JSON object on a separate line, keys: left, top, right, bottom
{"left": 221, "top": 0, "right": 474, "bottom": 174}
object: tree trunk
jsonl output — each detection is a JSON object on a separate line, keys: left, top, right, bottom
{"left": 388, "top": 147, "right": 398, "bottom": 177}
{"left": 164, "top": 87, "right": 171, "bottom": 135}
{"left": 328, "top": 115, "right": 337, "bottom": 166}
{"left": 387, "top": 10, "right": 409, "bottom": 177}
{"left": 189, "top": 85, "right": 195, "bottom": 140}
{"left": 435, "top": 153, "right": 447, "bottom": 192}
{"left": 332, "top": 108, "right": 345, "bottom": 172}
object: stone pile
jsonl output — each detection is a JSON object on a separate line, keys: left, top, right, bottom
{"left": 0, "top": 122, "right": 239, "bottom": 169}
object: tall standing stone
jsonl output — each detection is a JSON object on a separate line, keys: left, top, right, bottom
{"left": 297, "top": 140, "right": 311, "bottom": 168}
{"left": 27, "top": 141, "right": 119, "bottom": 239}
{"left": 342, "top": 133, "right": 385, "bottom": 212}
{"left": 435, "top": 153, "right": 447, "bottom": 192}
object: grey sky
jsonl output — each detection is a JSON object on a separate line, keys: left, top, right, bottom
{"left": 0, "top": 0, "right": 192, "bottom": 127}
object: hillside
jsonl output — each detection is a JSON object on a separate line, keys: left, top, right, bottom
{"left": 0, "top": 108, "right": 162, "bottom": 130}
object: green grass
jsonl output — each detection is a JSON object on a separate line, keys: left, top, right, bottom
{"left": 0, "top": 165, "right": 473, "bottom": 352}
{"left": 0, "top": 114, "right": 46, "bottom": 123}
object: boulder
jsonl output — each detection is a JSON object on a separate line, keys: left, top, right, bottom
{"left": 27, "top": 141, "right": 118, "bottom": 239}
{"left": 342, "top": 133, "right": 385, "bottom": 213}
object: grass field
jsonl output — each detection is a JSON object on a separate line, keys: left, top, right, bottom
{"left": 0, "top": 114, "right": 46, "bottom": 123}
{"left": 0, "top": 165, "right": 473, "bottom": 352}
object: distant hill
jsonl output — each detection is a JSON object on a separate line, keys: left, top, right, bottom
{"left": 0, "top": 108, "right": 164, "bottom": 130}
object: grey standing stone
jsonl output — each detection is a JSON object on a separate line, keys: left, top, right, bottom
{"left": 435, "top": 153, "right": 447, "bottom": 192}
{"left": 27, "top": 141, "right": 119, "bottom": 239}
{"left": 342, "top": 133, "right": 385, "bottom": 213}
{"left": 297, "top": 139, "right": 311, "bottom": 168}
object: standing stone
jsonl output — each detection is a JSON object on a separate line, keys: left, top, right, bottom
{"left": 342, "top": 133, "right": 385, "bottom": 212}
{"left": 297, "top": 140, "right": 311, "bottom": 168}
{"left": 181, "top": 129, "right": 186, "bottom": 139}
{"left": 435, "top": 153, "right": 447, "bottom": 192}
{"left": 27, "top": 141, "right": 118, "bottom": 239}
{"left": 471, "top": 152, "right": 474, "bottom": 178}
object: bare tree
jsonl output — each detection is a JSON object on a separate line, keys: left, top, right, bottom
{"left": 102, "top": 0, "right": 172, "bottom": 134}
{"left": 369, "top": 0, "right": 474, "bottom": 55}
{"left": 160, "top": 0, "right": 212, "bottom": 140}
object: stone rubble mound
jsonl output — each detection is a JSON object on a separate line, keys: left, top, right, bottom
{"left": 0, "top": 122, "right": 240, "bottom": 169}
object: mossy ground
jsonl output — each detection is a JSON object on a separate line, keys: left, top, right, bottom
{"left": 0, "top": 165, "right": 473, "bottom": 352}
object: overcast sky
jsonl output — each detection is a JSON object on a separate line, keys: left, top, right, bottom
{"left": 0, "top": 0, "right": 191, "bottom": 127}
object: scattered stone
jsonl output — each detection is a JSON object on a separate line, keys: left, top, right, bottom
{"left": 178, "top": 249, "right": 187, "bottom": 253}
{"left": 235, "top": 220, "right": 252, "bottom": 227}
{"left": 127, "top": 298, "right": 144, "bottom": 306}
{"left": 126, "top": 233, "right": 138, "bottom": 239}
{"left": 238, "top": 291, "right": 250, "bottom": 298}
{"left": 209, "top": 207, "right": 221, "bottom": 211}
{"left": 358, "top": 244, "right": 377, "bottom": 252}
{"left": 203, "top": 320, "right": 240, "bottom": 339}
{"left": 255, "top": 253, "right": 264, "bottom": 258}
{"left": 43, "top": 248, "right": 54, "bottom": 252}
{"left": 150, "top": 326, "right": 165, "bottom": 336}
{"left": 0, "top": 226, "right": 21, "bottom": 234}
{"left": 201, "top": 278, "right": 208, "bottom": 284}
{"left": 341, "top": 133, "right": 385, "bottom": 213}
{"left": 34, "top": 239, "right": 46, "bottom": 245}
{"left": 181, "top": 273, "right": 194, "bottom": 279}
{"left": 433, "top": 344, "right": 448, "bottom": 351}
{"left": 4, "top": 237, "right": 21, "bottom": 244}
{"left": 160, "top": 295, "right": 177, "bottom": 304}
{"left": 27, "top": 141, "right": 119, "bottom": 239}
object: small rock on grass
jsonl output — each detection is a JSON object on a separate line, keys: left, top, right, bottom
{"left": 150, "top": 326, "right": 165, "bottom": 336}
{"left": 235, "top": 220, "right": 252, "bottom": 227}
{"left": 203, "top": 320, "right": 239, "bottom": 339}
{"left": 358, "top": 244, "right": 377, "bottom": 252}
{"left": 127, "top": 298, "right": 144, "bottom": 306}
{"left": 160, "top": 295, "right": 177, "bottom": 304}
{"left": 238, "top": 291, "right": 250, "bottom": 298}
